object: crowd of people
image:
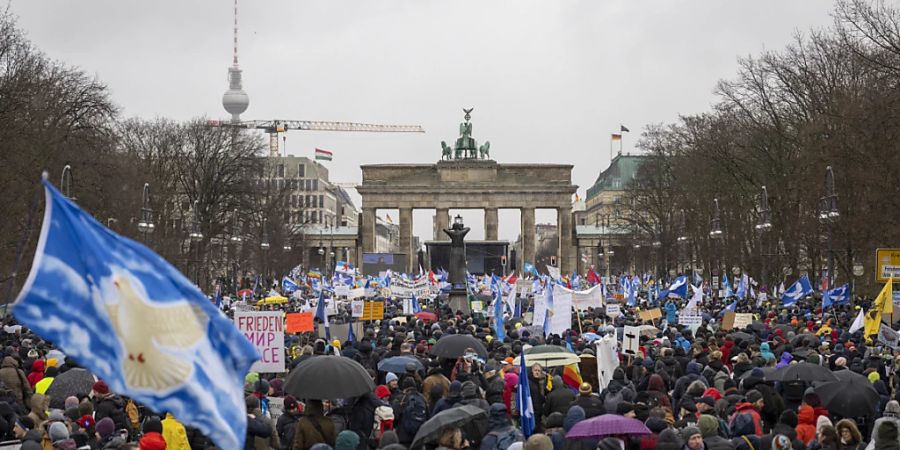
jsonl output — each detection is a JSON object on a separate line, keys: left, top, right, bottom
{"left": 0, "top": 277, "right": 895, "bottom": 450}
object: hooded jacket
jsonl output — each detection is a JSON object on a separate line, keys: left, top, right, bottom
{"left": 479, "top": 403, "right": 523, "bottom": 450}
{"left": 796, "top": 405, "right": 817, "bottom": 445}
{"left": 647, "top": 374, "right": 672, "bottom": 409}
{"left": 293, "top": 401, "right": 336, "bottom": 450}
{"left": 544, "top": 376, "right": 575, "bottom": 417}
{"left": 26, "top": 360, "right": 44, "bottom": 388}
{"left": 0, "top": 356, "right": 30, "bottom": 404}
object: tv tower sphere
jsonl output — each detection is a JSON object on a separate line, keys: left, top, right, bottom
{"left": 222, "top": 66, "right": 249, "bottom": 122}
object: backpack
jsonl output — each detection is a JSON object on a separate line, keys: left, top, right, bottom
{"left": 399, "top": 392, "right": 427, "bottom": 435}
{"left": 486, "top": 428, "right": 524, "bottom": 450}
{"left": 602, "top": 389, "right": 625, "bottom": 413}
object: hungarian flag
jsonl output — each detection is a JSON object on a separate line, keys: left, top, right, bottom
{"left": 314, "top": 148, "right": 333, "bottom": 161}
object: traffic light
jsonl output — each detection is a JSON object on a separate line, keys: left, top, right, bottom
{"left": 549, "top": 256, "right": 557, "bottom": 267}
{"left": 500, "top": 255, "right": 507, "bottom": 266}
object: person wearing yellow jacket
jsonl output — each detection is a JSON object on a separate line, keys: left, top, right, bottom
{"left": 161, "top": 412, "right": 191, "bottom": 450}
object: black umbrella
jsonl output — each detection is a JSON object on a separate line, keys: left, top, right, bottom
{"left": 430, "top": 334, "right": 488, "bottom": 359}
{"left": 769, "top": 363, "right": 839, "bottom": 383}
{"left": 815, "top": 377, "right": 880, "bottom": 417}
{"left": 410, "top": 404, "right": 487, "bottom": 449}
{"left": 377, "top": 356, "right": 424, "bottom": 373}
{"left": 729, "top": 331, "right": 754, "bottom": 342}
{"left": 812, "top": 368, "right": 868, "bottom": 387}
{"left": 284, "top": 356, "right": 374, "bottom": 400}
{"left": 45, "top": 368, "right": 96, "bottom": 409}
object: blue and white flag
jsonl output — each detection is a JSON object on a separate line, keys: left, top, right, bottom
{"left": 523, "top": 262, "right": 538, "bottom": 277}
{"left": 693, "top": 271, "right": 703, "bottom": 287}
{"left": 314, "top": 289, "right": 330, "bottom": 339}
{"left": 781, "top": 274, "right": 814, "bottom": 306}
{"left": 13, "top": 179, "right": 257, "bottom": 450}
{"left": 411, "top": 294, "right": 422, "bottom": 314}
{"left": 823, "top": 283, "right": 850, "bottom": 310}
{"left": 347, "top": 317, "right": 356, "bottom": 344}
{"left": 281, "top": 277, "right": 299, "bottom": 294}
{"left": 626, "top": 277, "right": 637, "bottom": 306}
{"left": 667, "top": 275, "right": 689, "bottom": 299}
{"left": 214, "top": 284, "right": 222, "bottom": 308}
{"left": 543, "top": 278, "right": 554, "bottom": 337}
{"left": 736, "top": 275, "right": 747, "bottom": 299}
{"left": 493, "top": 289, "right": 506, "bottom": 342}
{"left": 516, "top": 346, "right": 535, "bottom": 437}
{"left": 334, "top": 261, "right": 355, "bottom": 275}
{"left": 722, "top": 273, "right": 733, "bottom": 298}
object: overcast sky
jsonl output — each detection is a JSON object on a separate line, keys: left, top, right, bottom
{"left": 10, "top": 0, "right": 836, "bottom": 243}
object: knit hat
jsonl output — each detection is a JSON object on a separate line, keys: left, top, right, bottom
{"left": 616, "top": 402, "right": 635, "bottom": 416}
{"left": 284, "top": 396, "right": 299, "bottom": 411}
{"left": 835, "top": 357, "right": 847, "bottom": 367}
{"left": 816, "top": 415, "right": 833, "bottom": 434}
{"left": 48, "top": 410, "right": 65, "bottom": 423}
{"left": 92, "top": 380, "right": 109, "bottom": 395}
{"left": 254, "top": 379, "right": 270, "bottom": 394}
{"left": 697, "top": 397, "right": 716, "bottom": 408}
{"left": 645, "top": 417, "right": 668, "bottom": 434}
{"left": 885, "top": 400, "right": 900, "bottom": 418}
{"left": 746, "top": 390, "right": 763, "bottom": 404}
{"left": 779, "top": 410, "right": 799, "bottom": 428}
{"left": 375, "top": 385, "right": 391, "bottom": 400}
{"left": 143, "top": 417, "right": 163, "bottom": 434}
{"left": 524, "top": 434, "right": 554, "bottom": 450}
{"left": 579, "top": 383, "right": 592, "bottom": 395}
{"left": 698, "top": 415, "right": 718, "bottom": 438}
{"left": 335, "top": 430, "right": 360, "bottom": 450}
{"left": 681, "top": 426, "right": 702, "bottom": 442}
{"left": 48, "top": 422, "right": 69, "bottom": 444}
{"left": 869, "top": 372, "right": 881, "bottom": 383}
{"left": 385, "top": 372, "right": 399, "bottom": 384}
{"left": 64, "top": 396, "right": 79, "bottom": 410}
{"left": 95, "top": 417, "right": 115, "bottom": 440}
{"left": 772, "top": 434, "right": 792, "bottom": 450}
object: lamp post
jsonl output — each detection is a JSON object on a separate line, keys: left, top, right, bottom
{"left": 260, "top": 217, "right": 270, "bottom": 286}
{"left": 652, "top": 238, "right": 662, "bottom": 282}
{"left": 444, "top": 214, "right": 470, "bottom": 312}
{"left": 819, "top": 166, "right": 839, "bottom": 289}
{"left": 136, "top": 183, "right": 155, "bottom": 243}
{"left": 676, "top": 209, "right": 688, "bottom": 275}
{"left": 229, "top": 209, "right": 242, "bottom": 292}
{"left": 60, "top": 165, "right": 74, "bottom": 199}
{"left": 755, "top": 186, "right": 772, "bottom": 290}
{"left": 189, "top": 200, "right": 204, "bottom": 285}
{"left": 709, "top": 198, "right": 724, "bottom": 292}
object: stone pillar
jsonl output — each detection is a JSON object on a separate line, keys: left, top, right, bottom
{"left": 558, "top": 207, "right": 574, "bottom": 274}
{"left": 434, "top": 208, "right": 450, "bottom": 240}
{"left": 399, "top": 207, "right": 413, "bottom": 273}
{"left": 484, "top": 208, "right": 499, "bottom": 241}
{"left": 361, "top": 207, "right": 376, "bottom": 274}
{"left": 521, "top": 207, "right": 535, "bottom": 271}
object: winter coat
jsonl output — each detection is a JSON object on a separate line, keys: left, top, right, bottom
{"left": 161, "top": 413, "right": 192, "bottom": 450}
{"left": 875, "top": 421, "right": 900, "bottom": 450}
{"left": 26, "top": 393, "right": 48, "bottom": 429}
{"left": 293, "top": 402, "right": 336, "bottom": 450}
{"left": 276, "top": 411, "right": 301, "bottom": 450}
{"left": 502, "top": 373, "right": 518, "bottom": 416}
{"left": 247, "top": 407, "right": 280, "bottom": 450}
{"left": 422, "top": 372, "right": 450, "bottom": 407}
{"left": 647, "top": 374, "right": 672, "bottom": 409}
{"left": 26, "top": 360, "right": 44, "bottom": 388}
{"left": 479, "top": 404, "right": 523, "bottom": 450}
{"left": 569, "top": 394, "right": 605, "bottom": 419}
{"left": 0, "top": 356, "right": 30, "bottom": 404}
{"left": 865, "top": 417, "right": 900, "bottom": 450}
{"left": 544, "top": 382, "right": 576, "bottom": 417}
{"left": 484, "top": 374, "right": 506, "bottom": 406}
{"left": 796, "top": 405, "right": 818, "bottom": 445}
{"left": 703, "top": 435, "right": 734, "bottom": 450}
{"left": 729, "top": 403, "right": 763, "bottom": 436}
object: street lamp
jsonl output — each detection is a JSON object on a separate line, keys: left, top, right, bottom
{"left": 755, "top": 186, "right": 772, "bottom": 290}
{"left": 229, "top": 209, "right": 242, "bottom": 293}
{"left": 60, "top": 165, "right": 74, "bottom": 200}
{"left": 677, "top": 209, "right": 688, "bottom": 274}
{"left": 709, "top": 198, "right": 723, "bottom": 239}
{"left": 189, "top": 200, "right": 203, "bottom": 286}
{"left": 260, "top": 218, "right": 270, "bottom": 284}
{"left": 819, "top": 165, "right": 839, "bottom": 288}
{"left": 136, "top": 183, "right": 155, "bottom": 242}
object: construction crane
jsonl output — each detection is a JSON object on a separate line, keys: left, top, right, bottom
{"left": 207, "top": 119, "right": 424, "bottom": 157}
{"left": 213, "top": 0, "right": 423, "bottom": 157}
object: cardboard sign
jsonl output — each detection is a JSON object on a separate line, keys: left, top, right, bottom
{"left": 622, "top": 325, "right": 641, "bottom": 355}
{"left": 285, "top": 312, "right": 314, "bottom": 333}
{"left": 471, "top": 301, "right": 484, "bottom": 313}
{"left": 721, "top": 311, "right": 736, "bottom": 330}
{"left": 879, "top": 326, "right": 900, "bottom": 349}
{"left": 360, "top": 301, "right": 385, "bottom": 321}
{"left": 234, "top": 311, "right": 285, "bottom": 373}
{"left": 605, "top": 304, "right": 621, "bottom": 317}
{"left": 638, "top": 308, "right": 662, "bottom": 322}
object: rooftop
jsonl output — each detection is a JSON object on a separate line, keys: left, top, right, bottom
{"left": 585, "top": 154, "right": 647, "bottom": 200}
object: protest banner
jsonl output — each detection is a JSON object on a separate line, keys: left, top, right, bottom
{"left": 605, "top": 304, "right": 621, "bottom": 317}
{"left": 549, "top": 287, "right": 573, "bottom": 336}
{"left": 360, "top": 301, "right": 385, "bottom": 320}
{"left": 285, "top": 312, "right": 313, "bottom": 333}
{"left": 351, "top": 300, "right": 364, "bottom": 318}
{"left": 638, "top": 308, "right": 662, "bottom": 322}
{"left": 733, "top": 313, "right": 754, "bottom": 329}
{"left": 234, "top": 311, "right": 285, "bottom": 373}
{"left": 679, "top": 314, "right": 703, "bottom": 334}
{"left": 622, "top": 325, "right": 641, "bottom": 355}
{"left": 721, "top": 311, "right": 736, "bottom": 330}
{"left": 879, "top": 326, "right": 899, "bottom": 349}
{"left": 471, "top": 300, "right": 483, "bottom": 313}
{"left": 334, "top": 285, "right": 350, "bottom": 297}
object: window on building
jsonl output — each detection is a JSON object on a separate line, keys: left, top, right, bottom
{"left": 319, "top": 211, "right": 323, "bottom": 223}
{"left": 313, "top": 180, "right": 318, "bottom": 191}
{"left": 318, "top": 195, "right": 324, "bottom": 208}
{"left": 276, "top": 164, "right": 284, "bottom": 178}
{"left": 305, "top": 180, "right": 312, "bottom": 191}
{"left": 298, "top": 163, "right": 305, "bottom": 177}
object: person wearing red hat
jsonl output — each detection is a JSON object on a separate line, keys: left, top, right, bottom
{"left": 276, "top": 396, "right": 302, "bottom": 449}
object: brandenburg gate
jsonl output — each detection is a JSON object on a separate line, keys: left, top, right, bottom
{"left": 356, "top": 110, "right": 578, "bottom": 274}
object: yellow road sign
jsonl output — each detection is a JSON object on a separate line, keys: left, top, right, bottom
{"left": 876, "top": 248, "right": 900, "bottom": 282}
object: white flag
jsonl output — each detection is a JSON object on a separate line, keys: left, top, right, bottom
{"left": 849, "top": 308, "right": 865, "bottom": 334}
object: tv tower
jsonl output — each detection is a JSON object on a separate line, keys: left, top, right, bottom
{"left": 222, "top": 0, "right": 249, "bottom": 123}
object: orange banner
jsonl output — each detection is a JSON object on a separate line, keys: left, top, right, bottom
{"left": 285, "top": 312, "right": 314, "bottom": 333}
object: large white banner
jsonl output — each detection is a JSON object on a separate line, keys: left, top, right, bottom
{"left": 596, "top": 335, "right": 620, "bottom": 391}
{"left": 234, "top": 311, "right": 285, "bottom": 373}
{"left": 549, "top": 286, "right": 573, "bottom": 336}
{"left": 532, "top": 292, "right": 547, "bottom": 326}
{"left": 564, "top": 284, "right": 604, "bottom": 310}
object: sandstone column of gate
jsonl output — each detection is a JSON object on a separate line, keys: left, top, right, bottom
{"left": 434, "top": 208, "right": 450, "bottom": 240}
{"left": 558, "top": 207, "right": 574, "bottom": 273}
{"left": 521, "top": 206, "right": 535, "bottom": 272}
{"left": 399, "top": 208, "right": 413, "bottom": 273}
{"left": 485, "top": 207, "right": 499, "bottom": 241}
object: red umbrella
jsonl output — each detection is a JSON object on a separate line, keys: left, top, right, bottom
{"left": 415, "top": 312, "right": 438, "bottom": 322}
{"left": 237, "top": 289, "right": 254, "bottom": 299}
